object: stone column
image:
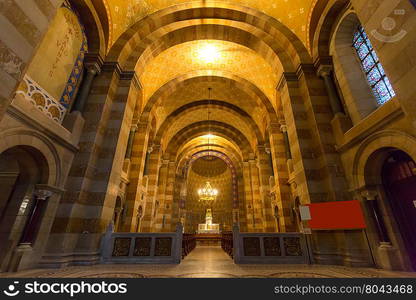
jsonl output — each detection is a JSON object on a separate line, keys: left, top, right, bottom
{"left": 317, "top": 65, "right": 343, "bottom": 116}
{"left": 48, "top": 63, "right": 140, "bottom": 265}
{"left": 316, "top": 63, "right": 352, "bottom": 137}
{"left": 361, "top": 190, "right": 390, "bottom": 243}
{"left": 280, "top": 125, "right": 292, "bottom": 160}
{"left": 256, "top": 145, "right": 275, "bottom": 232}
{"left": 268, "top": 124, "right": 294, "bottom": 232}
{"left": 20, "top": 189, "right": 53, "bottom": 244}
{"left": 72, "top": 61, "right": 101, "bottom": 113}
{"left": 141, "top": 145, "right": 162, "bottom": 232}
{"left": 249, "top": 158, "right": 264, "bottom": 232}
{"left": 242, "top": 161, "right": 255, "bottom": 231}
{"left": 121, "top": 122, "right": 150, "bottom": 232}
{"left": 153, "top": 159, "right": 169, "bottom": 231}
{"left": 125, "top": 125, "right": 137, "bottom": 159}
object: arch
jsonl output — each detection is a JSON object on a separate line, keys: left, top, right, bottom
{"left": 70, "top": 0, "right": 107, "bottom": 56}
{"left": 154, "top": 100, "right": 264, "bottom": 146}
{"left": 330, "top": 11, "right": 379, "bottom": 123}
{"left": 183, "top": 150, "right": 239, "bottom": 209}
{"left": 0, "top": 130, "right": 61, "bottom": 187}
{"left": 108, "top": 1, "right": 312, "bottom": 71}
{"left": 177, "top": 142, "right": 243, "bottom": 170}
{"left": 140, "top": 71, "right": 278, "bottom": 124}
{"left": 310, "top": 0, "right": 350, "bottom": 59}
{"left": 165, "top": 121, "right": 253, "bottom": 159}
{"left": 352, "top": 130, "right": 416, "bottom": 190}
{"left": 0, "top": 144, "right": 50, "bottom": 271}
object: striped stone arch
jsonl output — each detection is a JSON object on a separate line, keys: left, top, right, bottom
{"left": 140, "top": 71, "right": 278, "bottom": 124}
{"left": 183, "top": 150, "right": 239, "bottom": 209}
{"left": 176, "top": 136, "right": 244, "bottom": 164}
{"left": 70, "top": 0, "right": 108, "bottom": 56}
{"left": 177, "top": 144, "right": 242, "bottom": 174}
{"left": 0, "top": 129, "right": 62, "bottom": 187}
{"left": 131, "top": 22, "right": 285, "bottom": 74}
{"left": 165, "top": 121, "right": 253, "bottom": 160}
{"left": 154, "top": 100, "right": 264, "bottom": 146}
{"left": 352, "top": 130, "right": 416, "bottom": 190}
{"left": 107, "top": 1, "right": 312, "bottom": 72}
{"left": 309, "top": 0, "right": 350, "bottom": 60}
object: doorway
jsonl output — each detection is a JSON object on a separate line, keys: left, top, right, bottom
{"left": 382, "top": 150, "right": 416, "bottom": 270}
{"left": 0, "top": 145, "right": 48, "bottom": 271}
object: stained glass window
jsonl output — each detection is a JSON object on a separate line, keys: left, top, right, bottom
{"left": 352, "top": 26, "right": 395, "bottom": 105}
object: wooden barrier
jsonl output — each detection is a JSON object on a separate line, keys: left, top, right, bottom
{"left": 182, "top": 234, "right": 196, "bottom": 258}
{"left": 221, "top": 231, "right": 233, "bottom": 258}
{"left": 232, "top": 225, "right": 309, "bottom": 264}
{"left": 101, "top": 223, "right": 183, "bottom": 264}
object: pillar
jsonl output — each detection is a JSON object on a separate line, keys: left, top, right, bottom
{"left": 268, "top": 123, "right": 294, "bottom": 232}
{"left": 249, "top": 159, "right": 264, "bottom": 232}
{"left": 125, "top": 125, "right": 137, "bottom": 159}
{"left": 242, "top": 161, "right": 255, "bottom": 231}
{"left": 256, "top": 145, "right": 275, "bottom": 232}
{"left": 316, "top": 62, "right": 352, "bottom": 136}
{"left": 72, "top": 56, "right": 102, "bottom": 113}
{"left": 141, "top": 144, "right": 162, "bottom": 232}
{"left": 317, "top": 65, "right": 344, "bottom": 116}
{"left": 20, "top": 190, "right": 53, "bottom": 245}
{"left": 153, "top": 159, "right": 169, "bottom": 231}
{"left": 47, "top": 62, "right": 140, "bottom": 265}
{"left": 121, "top": 121, "right": 151, "bottom": 232}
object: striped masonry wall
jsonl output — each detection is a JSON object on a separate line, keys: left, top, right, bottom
{"left": 0, "top": 0, "right": 63, "bottom": 121}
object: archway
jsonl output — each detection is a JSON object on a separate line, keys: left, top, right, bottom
{"left": 381, "top": 150, "right": 416, "bottom": 270}
{"left": 0, "top": 146, "right": 49, "bottom": 271}
{"left": 184, "top": 155, "right": 234, "bottom": 233}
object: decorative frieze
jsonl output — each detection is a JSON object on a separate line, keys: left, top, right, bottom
{"left": 15, "top": 75, "right": 67, "bottom": 123}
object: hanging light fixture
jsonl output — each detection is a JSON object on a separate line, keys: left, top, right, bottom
{"left": 207, "top": 87, "right": 212, "bottom": 158}
{"left": 198, "top": 181, "right": 218, "bottom": 202}
{"left": 198, "top": 87, "right": 218, "bottom": 204}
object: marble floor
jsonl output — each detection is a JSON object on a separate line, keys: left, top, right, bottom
{"left": 1, "top": 246, "right": 415, "bottom": 278}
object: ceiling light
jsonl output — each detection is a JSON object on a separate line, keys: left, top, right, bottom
{"left": 197, "top": 44, "right": 220, "bottom": 64}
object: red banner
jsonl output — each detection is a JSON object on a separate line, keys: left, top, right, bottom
{"left": 306, "top": 200, "right": 366, "bottom": 230}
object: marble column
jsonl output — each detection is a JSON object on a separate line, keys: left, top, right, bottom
{"left": 72, "top": 62, "right": 101, "bottom": 113}
{"left": 20, "top": 189, "right": 53, "bottom": 244}
{"left": 125, "top": 125, "right": 138, "bottom": 159}
{"left": 317, "top": 65, "right": 344, "bottom": 116}
{"left": 280, "top": 124, "right": 292, "bottom": 160}
{"left": 361, "top": 190, "right": 391, "bottom": 244}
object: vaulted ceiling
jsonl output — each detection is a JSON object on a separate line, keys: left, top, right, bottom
{"left": 80, "top": 0, "right": 331, "bottom": 168}
{"left": 103, "top": 0, "right": 319, "bottom": 49}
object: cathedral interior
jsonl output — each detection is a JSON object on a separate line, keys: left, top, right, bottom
{"left": 0, "top": 0, "right": 416, "bottom": 278}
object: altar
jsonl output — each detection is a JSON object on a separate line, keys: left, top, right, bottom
{"left": 197, "top": 208, "right": 220, "bottom": 234}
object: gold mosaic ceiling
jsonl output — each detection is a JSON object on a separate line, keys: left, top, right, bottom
{"left": 140, "top": 40, "right": 278, "bottom": 108}
{"left": 94, "top": 0, "right": 323, "bottom": 159}
{"left": 103, "top": 0, "right": 318, "bottom": 49}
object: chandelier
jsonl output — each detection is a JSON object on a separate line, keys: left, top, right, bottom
{"left": 198, "top": 181, "right": 218, "bottom": 202}
{"left": 197, "top": 88, "right": 218, "bottom": 203}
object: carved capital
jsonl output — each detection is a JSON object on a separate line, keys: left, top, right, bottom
{"left": 34, "top": 189, "right": 53, "bottom": 201}
{"left": 361, "top": 190, "right": 378, "bottom": 201}
{"left": 84, "top": 53, "right": 103, "bottom": 75}
{"left": 317, "top": 64, "right": 333, "bottom": 78}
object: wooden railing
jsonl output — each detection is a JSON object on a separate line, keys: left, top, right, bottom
{"left": 182, "top": 234, "right": 196, "bottom": 258}
{"left": 232, "top": 225, "right": 310, "bottom": 264}
{"left": 221, "top": 231, "right": 233, "bottom": 258}
{"left": 101, "top": 223, "right": 183, "bottom": 264}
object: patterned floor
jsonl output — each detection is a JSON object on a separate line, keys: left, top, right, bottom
{"left": 1, "top": 246, "right": 415, "bottom": 278}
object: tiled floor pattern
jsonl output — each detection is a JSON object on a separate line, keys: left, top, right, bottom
{"left": 1, "top": 246, "right": 415, "bottom": 278}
